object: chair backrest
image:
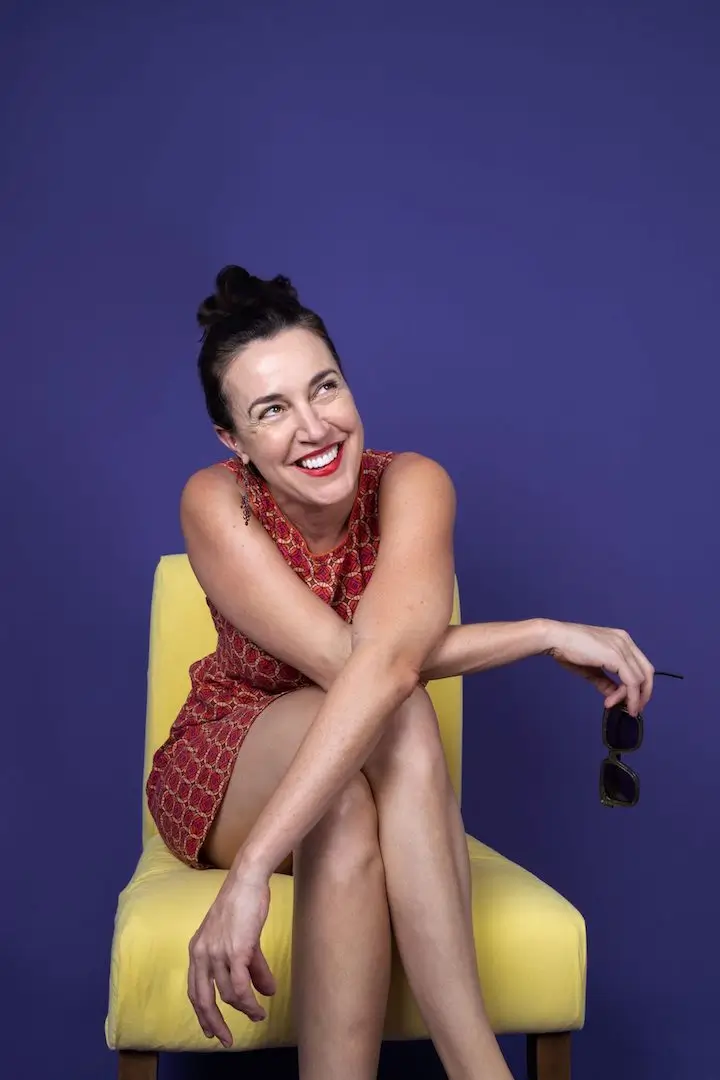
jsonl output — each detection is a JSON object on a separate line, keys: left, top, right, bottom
{"left": 141, "top": 554, "right": 463, "bottom": 845}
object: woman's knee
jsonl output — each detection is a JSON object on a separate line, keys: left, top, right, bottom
{"left": 366, "top": 684, "right": 448, "bottom": 787}
{"left": 297, "top": 773, "right": 382, "bottom": 881}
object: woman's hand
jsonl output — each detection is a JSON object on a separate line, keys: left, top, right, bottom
{"left": 544, "top": 621, "right": 654, "bottom": 716}
{"left": 187, "top": 872, "right": 276, "bottom": 1048}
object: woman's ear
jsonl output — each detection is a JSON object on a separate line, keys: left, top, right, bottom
{"left": 213, "top": 426, "right": 247, "bottom": 460}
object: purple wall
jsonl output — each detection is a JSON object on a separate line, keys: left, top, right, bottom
{"left": 2, "top": 2, "right": 717, "bottom": 1078}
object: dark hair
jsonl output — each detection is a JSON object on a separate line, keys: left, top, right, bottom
{"left": 197, "top": 265, "right": 343, "bottom": 432}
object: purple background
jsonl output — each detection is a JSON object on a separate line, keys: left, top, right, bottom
{"left": 1, "top": 2, "right": 717, "bottom": 1078}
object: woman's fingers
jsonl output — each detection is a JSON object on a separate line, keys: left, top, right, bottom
{"left": 189, "top": 948, "right": 233, "bottom": 1047}
{"left": 580, "top": 666, "right": 619, "bottom": 698}
{"left": 249, "top": 944, "right": 276, "bottom": 998}
{"left": 188, "top": 947, "right": 266, "bottom": 1047}
{"left": 226, "top": 955, "right": 266, "bottom": 1022}
{"left": 622, "top": 651, "right": 653, "bottom": 712}
{"left": 612, "top": 653, "right": 644, "bottom": 717}
{"left": 186, "top": 879, "right": 271, "bottom": 1043}
{"left": 553, "top": 626, "right": 655, "bottom": 716}
{"left": 630, "top": 641, "right": 655, "bottom": 710}
{"left": 603, "top": 682, "right": 628, "bottom": 709}
{"left": 614, "top": 633, "right": 655, "bottom": 715}
{"left": 556, "top": 660, "right": 619, "bottom": 698}
{"left": 187, "top": 956, "right": 215, "bottom": 1041}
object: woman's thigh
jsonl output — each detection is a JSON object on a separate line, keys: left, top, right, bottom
{"left": 202, "top": 686, "right": 325, "bottom": 871}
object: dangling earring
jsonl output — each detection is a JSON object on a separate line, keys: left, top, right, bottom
{"left": 236, "top": 450, "right": 251, "bottom": 526}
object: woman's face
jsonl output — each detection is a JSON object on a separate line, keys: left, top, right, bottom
{"left": 219, "top": 327, "right": 364, "bottom": 509}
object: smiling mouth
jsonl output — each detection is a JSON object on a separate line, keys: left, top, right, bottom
{"left": 293, "top": 442, "right": 343, "bottom": 474}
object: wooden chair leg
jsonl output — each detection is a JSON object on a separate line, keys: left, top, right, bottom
{"left": 526, "top": 1032, "right": 571, "bottom": 1080}
{"left": 118, "top": 1050, "right": 159, "bottom": 1080}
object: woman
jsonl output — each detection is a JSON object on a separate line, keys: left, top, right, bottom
{"left": 147, "top": 266, "right": 654, "bottom": 1080}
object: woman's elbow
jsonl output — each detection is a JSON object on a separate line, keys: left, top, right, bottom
{"left": 351, "top": 635, "right": 418, "bottom": 695}
{"left": 349, "top": 634, "right": 430, "bottom": 699}
{"left": 381, "top": 660, "right": 420, "bottom": 708}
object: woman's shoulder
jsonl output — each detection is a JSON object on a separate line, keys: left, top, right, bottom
{"left": 374, "top": 450, "right": 455, "bottom": 508}
{"left": 180, "top": 459, "right": 244, "bottom": 514}
{"left": 374, "top": 449, "right": 452, "bottom": 483}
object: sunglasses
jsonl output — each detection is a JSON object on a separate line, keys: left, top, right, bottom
{"left": 600, "top": 671, "right": 684, "bottom": 808}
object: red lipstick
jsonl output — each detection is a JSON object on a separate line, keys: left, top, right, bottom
{"left": 294, "top": 442, "right": 344, "bottom": 477}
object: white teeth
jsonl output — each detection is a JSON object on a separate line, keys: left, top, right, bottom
{"left": 298, "top": 444, "right": 340, "bottom": 470}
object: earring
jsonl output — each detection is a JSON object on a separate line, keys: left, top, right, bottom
{"left": 235, "top": 449, "right": 251, "bottom": 525}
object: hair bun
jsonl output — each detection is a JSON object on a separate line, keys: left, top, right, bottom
{"left": 197, "top": 265, "right": 299, "bottom": 331}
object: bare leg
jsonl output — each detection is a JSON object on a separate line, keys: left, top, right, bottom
{"left": 203, "top": 688, "right": 390, "bottom": 1080}
{"left": 293, "top": 773, "right": 391, "bottom": 1079}
{"left": 363, "top": 686, "right": 514, "bottom": 1080}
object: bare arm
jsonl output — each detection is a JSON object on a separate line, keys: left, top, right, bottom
{"left": 421, "top": 622, "right": 646, "bottom": 707}
{"left": 423, "top": 619, "right": 549, "bottom": 679}
{"left": 182, "top": 464, "right": 644, "bottom": 706}
{"left": 230, "top": 453, "right": 457, "bottom": 882}
{"left": 181, "top": 464, "right": 544, "bottom": 692}
{"left": 180, "top": 465, "right": 352, "bottom": 691}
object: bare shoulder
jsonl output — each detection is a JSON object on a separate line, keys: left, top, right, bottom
{"left": 380, "top": 452, "right": 456, "bottom": 506}
{"left": 180, "top": 462, "right": 245, "bottom": 528}
{"left": 352, "top": 451, "right": 456, "bottom": 652}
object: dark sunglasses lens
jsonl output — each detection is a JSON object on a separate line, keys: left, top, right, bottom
{"left": 605, "top": 707, "right": 641, "bottom": 751}
{"left": 602, "top": 760, "right": 638, "bottom": 805}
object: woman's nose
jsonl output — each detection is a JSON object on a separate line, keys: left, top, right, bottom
{"left": 297, "top": 403, "right": 330, "bottom": 441}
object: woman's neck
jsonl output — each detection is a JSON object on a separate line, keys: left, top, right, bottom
{"left": 273, "top": 487, "right": 357, "bottom": 554}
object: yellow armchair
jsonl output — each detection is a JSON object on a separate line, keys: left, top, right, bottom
{"left": 107, "top": 555, "right": 586, "bottom": 1079}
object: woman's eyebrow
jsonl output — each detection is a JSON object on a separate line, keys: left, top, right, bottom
{"left": 247, "top": 368, "right": 338, "bottom": 415}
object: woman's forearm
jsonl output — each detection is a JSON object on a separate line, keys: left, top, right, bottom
{"left": 421, "top": 618, "right": 552, "bottom": 680}
{"left": 231, "top": 643, "right": 417, "bottom": 883}
{"left": 316, "top": 618, "right": 552, "bottom": 691}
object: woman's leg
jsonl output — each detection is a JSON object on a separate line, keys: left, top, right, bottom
{"left": 362, "top": 686, "right": 514, "bottom": 1080}
{"left": 292, "top": 773, "right": 390, "bottom": 1079}
{"left": 203, "top": 688, "right": 391, "bottom": 1080}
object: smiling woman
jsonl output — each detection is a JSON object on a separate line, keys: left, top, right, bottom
{"left": 145, "top": 265, "right": 655, "bottom": 1080}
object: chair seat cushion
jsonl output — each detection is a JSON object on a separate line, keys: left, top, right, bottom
{"left": 106, "top": 834, "right": 585, "bottom": 1052}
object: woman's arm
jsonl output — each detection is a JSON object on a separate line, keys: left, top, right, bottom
{"left": 230, "top": 453, "right": 457, "bottom": 882}
{"left": 423, "top": 620, "right": 549, "bottom": 679}
{"left": 180, "top": 465, "right": 353, "bottom": 690}
{"left": 183, "top": 463, "right": 652, "bottom": 715}
{"left": 421, "top": 621, "right": 653, "bottom": 711}
{"left": 181, "top": 465, "right": 547, "bottom": 693}
{"left": 182, "top": 461, "right": 535, "bottom": 691}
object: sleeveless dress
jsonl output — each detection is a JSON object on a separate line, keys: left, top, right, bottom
{"left": 146, "top": 448, "right": 394, "bottom": 869}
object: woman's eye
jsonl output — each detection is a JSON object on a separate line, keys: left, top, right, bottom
{"left": 315, "top": 379, "right": 339, "bottom": 396}
{"left": 259, "top": 404, "right": 283, "bottom": 420}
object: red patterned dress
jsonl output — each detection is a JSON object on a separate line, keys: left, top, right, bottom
{"left": 146, "top": 448, "right": 394, "bottom": 868}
